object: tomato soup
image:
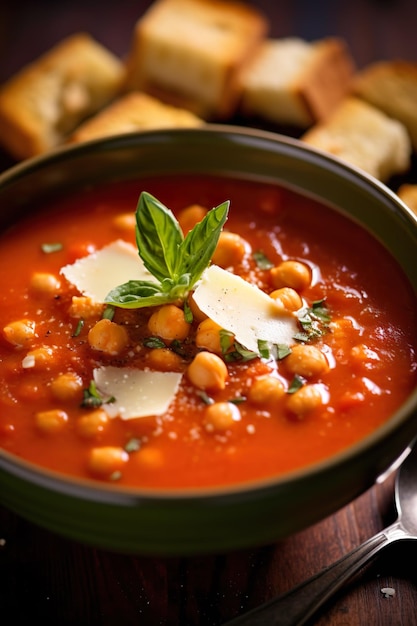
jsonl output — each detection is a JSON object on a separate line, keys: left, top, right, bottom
{"left": 0, "top": 175, "right": 416, "bottom": 489}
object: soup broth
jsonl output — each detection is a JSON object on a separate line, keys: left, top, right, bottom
{"left": 0, "top": 174, "right": 416, "bottom": 489}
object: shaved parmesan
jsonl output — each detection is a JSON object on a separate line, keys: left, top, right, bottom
{"left": 93, "top": 366, "right": 183, "bottom": 420}
{"left": 60, "top": 239, "right": 151, "bottom": 302}
{"left": 193, "top": 265, "right": 299, "bottom": 353}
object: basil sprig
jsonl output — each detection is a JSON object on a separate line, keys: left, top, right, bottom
{"left": 105, "top": 191, "right": 229, "bottom": 309}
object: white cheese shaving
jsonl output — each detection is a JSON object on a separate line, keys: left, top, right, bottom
{"left": 193, "top": 264, "right": 299, "bottom": 353}
{"left": 60, "top": 239, "right": 151, "bottom": 302}
{"left": 93, "top": 366, "right": 183, "bottom": 420}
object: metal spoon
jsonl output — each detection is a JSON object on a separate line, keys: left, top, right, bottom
{"left": 223, "top": 442, "right": 417, "bottom": 626}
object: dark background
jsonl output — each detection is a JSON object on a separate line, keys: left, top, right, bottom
{"left": 1, "top": 1, "right": 417, "bottom": 625}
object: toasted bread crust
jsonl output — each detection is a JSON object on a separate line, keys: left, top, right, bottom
{"left": 302, "top": 97, "right": 411, "bottom": 182}
{"left": 0, "top": 33, "right": 124, "bottom": 159}
{"left": 240, "top": 37, "right": 355, "bottom": 128}
{"left": 124, "top": 0, "right": 268, "bottom": 119}
{"left": 69, "top": 91, "right": 204, "bottom": 143}
{"left": 353, "top": 60, "right": 417, "bottom": 150}
{"left": 397, "top": 184, "right": 417, "bottom": 215}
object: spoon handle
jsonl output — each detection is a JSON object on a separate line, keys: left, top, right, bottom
{"left": 224, "top": 526, "right": 400, "bottom": 626}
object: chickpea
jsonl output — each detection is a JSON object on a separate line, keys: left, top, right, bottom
{"left": 112, "top": 212, "right": 136, "bottom": 233}
{"left": 76, "top": 409, "right": 109, "bottom": 438}
{"left": 329, "top": 317, "right": 356, "bottom": 340}
{"left": 35, "top": 409, "right": 68, "bottom": 434}
{"left": 87, "top": 446, "right": 129, "bottom": 479}
{"left": 146, "top": 347, "right": 183, "bottom": 372}
{"left": 285, "top": 344, "right": 329, "bottom": 378}
{"left": 195, "top": 318, "right": 227, "bottom": 354}
{"left": 148, "top": 304, "right": 190, "bottom": 342}
{"left": 22, "top": 347, "right": 53, "bottom": 370}
{"left": 350, "top": 344, "right": 379, "bottom": 363}
{"left": 30, "top": 272, "right": 61, "bottom": 295}
{"left": 69, "top": 296, "right": 105, "bottom": 319}
{"left": 88, "top": 318, "right": 129, "bottom": 355}
{"left": 3, "top": 319, "right": 37, "bottom": 348}
{"left": 187, "top": 351, "right": 228, "bottom": 391}
{"left": 204, "top": 402, "right": 241, "bottom": 432}
{"left": 50, "top": 372, "right": 84, "bottom": 402}
{"left": 270, "top": 260, "right": 311, "bottom": 291}
{"left": 248, "top": 375, "right": 285, "bottom": 406}
{"left": 349, "top": 344, "right": 380, "bottom": 374}
{"left": 136, "top": 446, "right": 164, "bottom": 470}
{"left": 212, "top": 231, "right": 249, "bottom": 268}
{"left": 286, "top": 384, "right": 324, "bottom": 417}
{"left": 187, "top": 293, "right": 208, "bottom": 323}
{"left": 178, "top": 204, "right": 207, "bottom": 234}
{"left": 270, "top": 287, "right": 303, "bottom": 312}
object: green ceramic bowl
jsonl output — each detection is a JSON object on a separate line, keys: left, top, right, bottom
{"left": 0, "top": 126, "right": 417, "bottom": 555}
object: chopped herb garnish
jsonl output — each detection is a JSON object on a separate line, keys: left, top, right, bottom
{"left": 295, "top": 298, "right": 331, "bottom": 342}
{"left": 287, "top": 375, "right": 306, "bottom": 394}
{"left": 197, "top": 390, "right": 215, "bottom": 405}
{"left": 72, "top": 318, "right": 84, "bottom": 337}
{"left": 81, "top": 380, "right": 115, "bottom": 408}
{"left": 253, "top": 250, "right": 274, "bottom": 270}
{"left": 256, "top": 340, "right": 291, "bottom": 361}
{"left": 170, "top": 339, "right": 187, "bottom": 357}
{"left": 183, "top": 299, "right": 193, "bottom": 324}
{"left": 125, "top": 438, "right": 141, "bottom": 453}
{"left": 224, "top": 341, "right": 258, "bottom": 362}
{"left": 257, "top": 339, "right": 270, "bottom": 359}
{"left": 109, "top": 471, "right": 122, "bottom": 481}
{"left": 41, "top": 242, "right": 63, "bottom": 254}
{"left": 230, "top": 395, "right": 247, "bottom": 404}
{"left": 275, "top": 343, "right": 292, "bottom": 360}
{"left": 143, "top": 336, "right": 166, "bottom": 349}
{"left": 220, "top": 329, "right": 234, "bottom": 355}
{"left": 105, "top": 191, "right": 229, "bottom": 309}
{"left": 234, "top": 342, "right": 259, "bottom": 362}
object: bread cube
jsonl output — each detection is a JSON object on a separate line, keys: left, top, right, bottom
{"left": 0, "top": 33, "right": 125, "bottom": 159}
{"left": 302, "top": 97, "right": 411, "bottom": 182}
{"left": 397, "top": 184, "right": 417, "bottom": 215}
{"left": 240, "top": 37, "right": 355, "bottom": 128}
{"left": 69, "top": 91, "right": 204, "bottom": 143}
{"left": 124, "top": 0, "right": 268, "bottom": 119}
{"left": 353, "top": 60, "right": 417, "bottom": 151}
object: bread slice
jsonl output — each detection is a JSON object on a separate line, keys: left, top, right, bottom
{"left": 353, "top": 61, "right": 417, "bottom": 151}
{"left": 0, "top": 33, "right": 125, "bottom": 160}
{"left": 240, "top": 37, "right": 355, "bottom": 128}
{"left": 123, "top": 0, "right": 268, "bottom": 120}
{"left": 69, "top": 91, "right": 204, "bottom": 143}
{"left": 397, "top": 184, "right": 417, "bottom": 215}
{"left": 301, "top": 97, "right": 411, "bottom": 182}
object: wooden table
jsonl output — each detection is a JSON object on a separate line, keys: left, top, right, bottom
{"left": 1, "top": 1, "right": 417, "bottom": 624}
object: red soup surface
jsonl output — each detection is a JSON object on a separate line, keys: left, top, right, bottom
{"left": 0, "top": 174, "right": 416, "bottom": 489}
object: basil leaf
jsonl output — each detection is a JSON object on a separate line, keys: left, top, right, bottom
{"left": 179, "top": 201, "right": 229, "bottom": 284}
{"left": 107, "top": 192, "right": 230, "bottom": 310}
{"left": 105, "top": 280, "right": 172, "bottom": 309}
{"left": 135, "top": 191, "right": 184, "bottom": 282}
